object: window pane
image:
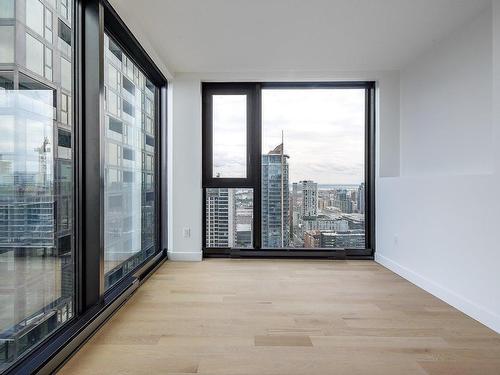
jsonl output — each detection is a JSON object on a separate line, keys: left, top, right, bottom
{"left": 0, "top": 26, "right": 14, "bottom": 63}
{"left": 60, "top": 57, "right": 71, "bottom": 91}
{"left": 25, "top": 34, "right": 44, "bottom": 76}
{"left": 59, "top": 0, "right": 69, "bottom": 21}
{"left": 44, "top": 8, "right": 52, "bottom": 43}
{"left": 58, "top": 19, "right": 71, "bottom": 56}
{"left": 26, "top": 0, "right": 44, "bottom": 36}
{"left": 0, "top": 1, "right": 74, "bottom": 370}
{"left": 212, "top": 95, "right": 247, "bottom": 178}
{"left": 205, "top": 188, "right": 253, "bottom": 248}
{"left": 261, "top": 89, "right": 366, "bottom": 249}
{"left": 104, "top": 33, "right": 157, "bottom": 290}
{"left": 0, "top": 72, "right": 74, "bottom": 371}
{"left": 0, "top": 0, "right": 15, "bottom": 18}
{"left": 45, "top": 47, "right": 52, "bottom": 80}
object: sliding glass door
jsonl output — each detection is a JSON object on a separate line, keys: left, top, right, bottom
{"left": 202, "top": 82, "right": 374, "bottom": 258}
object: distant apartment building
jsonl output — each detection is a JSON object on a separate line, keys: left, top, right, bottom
{"left": 320, "top": 230, "right": 365, "bottom": 249}
{"left": 291, "top": 182, "right": 299, "bottom": 206}
{"left": 300, "top": 180, "right": 318, "bottom": 218}
{"left": 205, "top": 189, "right": 253, "bottom": 248}
{"left": 333, "top": 189, "right": 354, "bottom": 214}
{"left": 262, "top": 143, "right": 289, "bottom": 247}
{"left": 318, "top": 197, "right": 328, "bottom": 210}
{"left": 343, "top": 213, "right": 365, "bottom": 230}
{"left": 304, "top": 230, "right": 321, "bottom": 248}
{"left": 235, "top": 223, "right": 252, "bottom": 247}
{"left": 358, "top": 182, "right": 365, "bottom": 213}
{"left": 205, "top": 188, "right": 234, "bottom": 247}
{"left": 302, "top": 217, "right": 349, "bottom": 232}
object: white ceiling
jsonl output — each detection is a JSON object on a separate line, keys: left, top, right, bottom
{"left": 109, "top": 0, "right": 490, "bottom": 74}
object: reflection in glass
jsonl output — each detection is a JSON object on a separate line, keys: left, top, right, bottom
{"left": 0, "top": 26, "right": 14, "bottom": 63}
{"left": 103, "top": 34, "right": 157, "bottom": 289}
{"left": 0, "top": 74, "right": 74, "bottom": 370}
{"left": 0, "top": 0, "right": 74, "bottom": 369}
{"left": 205, "top": 188, "right": 253, "bottom": 248}
{"left": 212, "top": 95, "right": 247, "bottom": 178}
{"left": 26, "top": 0, "right": 44, "bottom": 36}
{"left": 0, "top": 0, "right": 15, "bottom": 19}
{"left": 25, "top": 34, "right": 44, "bottom": 77}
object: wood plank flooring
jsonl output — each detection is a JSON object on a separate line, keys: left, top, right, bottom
{"left": 59, "top": 260, "right": 500, "bottom": 375}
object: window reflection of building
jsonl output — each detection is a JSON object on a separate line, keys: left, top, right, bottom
{"left": 0, "top": 0, "right": 74, "bottom": 369}
{"left": 103, "top": 34, "right": 157, "bottom": 289}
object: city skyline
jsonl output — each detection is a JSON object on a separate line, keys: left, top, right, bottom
{"left": 206, "top": 139, "right": 365, "bottom": 250}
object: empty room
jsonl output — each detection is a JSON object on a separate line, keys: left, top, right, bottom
{"left": 1, "top": 0, "right": 500, "bottom": 374}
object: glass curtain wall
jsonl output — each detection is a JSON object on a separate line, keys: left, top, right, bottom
{"left": 0, "top": 0, "right": 74, "bottom": 370}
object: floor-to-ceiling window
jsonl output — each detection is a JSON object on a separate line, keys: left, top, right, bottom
{"left": 261, "top": 88, "right": 366, "bottom": 249}
{"left": 103, "top": 33, "right": 158, "bottom": 289}
{"left": 0, "top": 1, "right": 167, "bottom": 373}
{"left": 0, "top": 0, "right": 75, "bottom": 369}
{"left": 202, "top": 83, "right": 374, "bottom": 257}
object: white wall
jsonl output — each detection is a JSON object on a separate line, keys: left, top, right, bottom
{"left": 168, "top": 71, "right": 400, "bottom": 261}
{"left": 400, "top": 10, "right": 493, "bottom": 176}
{"left": 377, "top": 4, "right": 500, "bottom": 333}
{"left": 167, "top": 77, "right": 203, "bottom": 260}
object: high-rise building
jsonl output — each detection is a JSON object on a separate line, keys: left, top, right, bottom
{"left": 205, "top": 188, "right": 234, "bottom": 247}
{"left": 205, "top": 188, "right": 253, "bottom": 248}
{"left": 262, "top": 143, "right": 289, "bottom": 247}
{"left": 358, "top": 182, "right": 365, "bottom": 213}
{"left": 334, "top": 189, "right": 354, "bottom": 213}
{"left": 320, "top": 230, "right": 365, "bottom": 249}
{"left": 289, "top": 182, "right": 300, "bottom": 244}
{"left": 300, "top": 180, "right": 318, "bottom": 218}
{"left": 302, "top": 218, "right": 349, "bottom": 232}
{"left": 291, "top": 182, "right": 299, "bottom": 206}
{"left": 304, "top": 230, "right": 321, "bottom": 248}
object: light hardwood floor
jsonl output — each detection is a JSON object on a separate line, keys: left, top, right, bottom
{"left": 59, "top": 260, "right": 500, "bottom": 375}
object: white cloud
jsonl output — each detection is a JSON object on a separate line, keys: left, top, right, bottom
{"left": 212, "top": 88, "right": 366, "bottom": 185}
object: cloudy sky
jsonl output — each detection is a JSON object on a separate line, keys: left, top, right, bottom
{"left": 213, "top": 89, "right": 365, "bottom": 185}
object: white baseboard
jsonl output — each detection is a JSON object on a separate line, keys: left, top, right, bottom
{"left": 376, "top": 253, "right": 500, "bottom": 334}
{"left": 167, "top": 250, "right": 202, "bottom": 261}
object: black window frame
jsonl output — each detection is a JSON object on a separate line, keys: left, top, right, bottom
{"left": 202, "top": 81, "right": 375, "bottom": 259}
{"left": 2, "top": 1, "right": 168, "bottom": 374}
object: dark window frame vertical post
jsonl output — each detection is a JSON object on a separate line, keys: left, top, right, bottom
{"left": 202, "top": 83, "right": 260, "bottom": 255}
{"left": 80, "top": 0, "right": 105, "bottom": 310}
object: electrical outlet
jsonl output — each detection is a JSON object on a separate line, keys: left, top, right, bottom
{"left": 183, "top": 227, "right": 191, "bottom": 238}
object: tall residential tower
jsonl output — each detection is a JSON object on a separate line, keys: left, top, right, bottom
{"left": 300, "top": 180, "right": 318, "bottom": 219}
{"left": 261, "top": 143, "right": 289, "bottom": 247}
